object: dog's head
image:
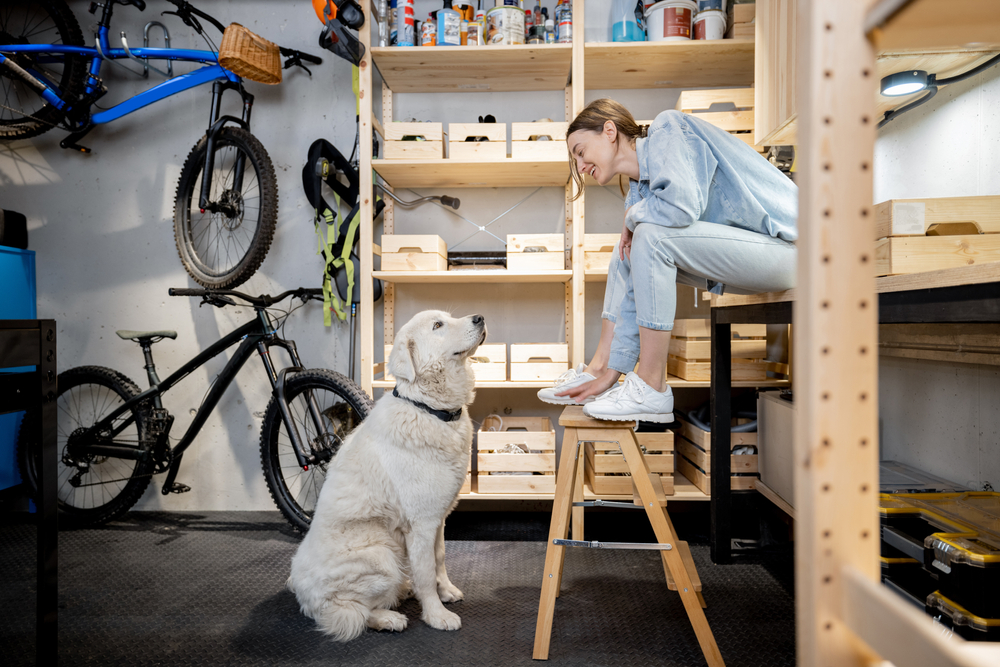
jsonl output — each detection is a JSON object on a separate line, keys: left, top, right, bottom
{"left": 388, "top": 310, "right": 486, "bottom": 410}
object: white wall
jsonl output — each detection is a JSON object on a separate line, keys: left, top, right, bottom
{"left": 874, "top": 64, "right": 1000, "bottom": 491}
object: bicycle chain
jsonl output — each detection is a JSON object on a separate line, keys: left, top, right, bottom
{"left": 0, "top": 101, "right": 61, "bottom": 129}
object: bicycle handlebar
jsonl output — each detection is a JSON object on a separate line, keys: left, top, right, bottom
{"left": 168, "top": 287, "right": 323, "bottom": 308}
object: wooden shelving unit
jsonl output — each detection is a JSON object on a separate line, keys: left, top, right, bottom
{"left": 372, "top": 270, "right": 572, "bottom": 284}
{"left": 371, "top": 158, "right": 570, "bottom": 189}
{"left": 584, "top": 39, "right": 755, "bottom": 89}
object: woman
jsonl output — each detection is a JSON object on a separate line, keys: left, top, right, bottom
{"left": 537, "top": 98, "right": 797, "bottom": 422}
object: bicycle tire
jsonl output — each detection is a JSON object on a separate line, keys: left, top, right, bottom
{"left": 173, "top": 126, "right": 279, "bottom": 289}
{"left": 0, "top": 0, "right": 87, "bottom": 140}
{"left": 259, "top": 369, "right": 374, "bottom": 533}
{"left": 17, "top": 366, "right": 155, "bottom": 527}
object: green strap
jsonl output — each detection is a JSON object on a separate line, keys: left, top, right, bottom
{"left": 314, "top": 191, "right": 362, "bottom": 326}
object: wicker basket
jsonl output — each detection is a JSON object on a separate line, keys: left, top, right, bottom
{"left": 218, "top": 23, "right": 282, "bottom": 85}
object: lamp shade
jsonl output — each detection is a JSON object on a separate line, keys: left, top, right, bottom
{"left": 881, "top": 70, "right": 930, "bottom": 96}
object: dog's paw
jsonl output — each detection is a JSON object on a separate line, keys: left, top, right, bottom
{"left": 367, "top": 609, "right": 408, "bottom": 633}
{"left": 422, "top": 607, "right": 462, "bottom": 631}
{"left": 438, "top": 582, "right": 464, "bottom": 603}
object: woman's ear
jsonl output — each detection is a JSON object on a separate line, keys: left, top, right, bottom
{"left": 603, "top": 120, "right": 618, "bottom": 144}
{"left": 388, "top": 336, "right": 417, "bottom": 383}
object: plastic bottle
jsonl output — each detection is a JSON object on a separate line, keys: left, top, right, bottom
{"left": 611, "top": 0, "right": 644, "bottom": 42}
{"left": 544, "top": 18, "right": 555, "bottom": 43}
{"left": 556, "top": 0, "right": 573, "bottom": 43}
{"left": 533, "top": 1, "right": 542, "bottom": 29}
{"left": 396, "top": 0, "right": 415, "bottom": 46}
{"left": 437, "top": 0, "right": 461, "bottom": 46}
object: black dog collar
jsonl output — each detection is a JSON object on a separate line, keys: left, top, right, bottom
{"left": 392, "top": 387, "right": 463, "bottom": 423}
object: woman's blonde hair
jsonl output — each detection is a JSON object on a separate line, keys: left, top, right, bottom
{"left": 567, "top": 98, "right": 648, "bottom": 200}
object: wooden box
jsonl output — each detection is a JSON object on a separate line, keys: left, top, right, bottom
{"left": 676, "top": 413, "right": 759, "bottom": 493}
{"left": 477, "top": 416, "right": 555, "bottom": 494}
{"left": 668, "top": 318, "right": 768, "bottom": 381}
{"left": 873, "top": 195, "right": 1000, "bottom": 240}
{"left": 510, "top": 121, "right": 569, "bottom": 160}
{"left": 381, "top": 235, "right": 448, "bottom": 271}
{"left": 584, "top": 431, "right": 675, "bottom": 496}
{"left": 725, "top": 2, "right": 755, "bottom": 39}
{"left": 671, "top": 88, "right": 762, "bottom": 152}
{"left": 509, "top": 343, "right": 568, "bottom": 382}
{"left": 448, "top": 122, "right": 506, "bottom": 160}
{"left": 677, "top": 454, "right": 758, "bottom": 494}
{"left": 506, "top": 234, "right": 564, "bottom": 271}
{"left": 384, "top": 122, "right": 445, "bottom": 159}
{"left": 584, "top": 234, "right": 620, "bottom": 274}
{"left": 875, "top": 234, "right": 1000, "bottom": 277}
{"left": 469, "top": 343, "right": 507, "bottom": 382}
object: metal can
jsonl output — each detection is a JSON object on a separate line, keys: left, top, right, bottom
{"left": 396, "top": 0, "right": 415, "bottom": 46}
{"left": 557, "top": 18, "right": 572, "bottom": 43}
{"left": 485, "top": 6, "right": 525, "bottom": 44}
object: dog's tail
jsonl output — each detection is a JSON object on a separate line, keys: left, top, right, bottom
{"left": 314, "top": 599, "right": 370, "bottom": 643}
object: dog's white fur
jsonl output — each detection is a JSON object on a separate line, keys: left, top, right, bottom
{"left": 287, "top": 310, "right": 485, "bottom": 641}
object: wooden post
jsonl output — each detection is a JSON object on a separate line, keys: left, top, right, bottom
{"left": 568, "top": 0, "right": 586, "bottom": 368}
{"left": 359, "top": 7, "right": 375, "bottom": 394}
{"left": 794, "top": 1, "right": 879, "bottom": 665}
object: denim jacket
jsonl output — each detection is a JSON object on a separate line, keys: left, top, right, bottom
{"left": 624, "top": 110, "right": 797, "bottom": 241}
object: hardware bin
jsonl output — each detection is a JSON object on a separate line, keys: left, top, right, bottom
{"left": 509, "top": 343, "right": 568, "bottom": 382}
{"left": 675, "top": 414, "right": 759, "bottom": 494}
{"left": 381, "top": 235, "right": 448, "bottom": 271}
{"left": 477, "top": 416, "right": 556, "bottom": 494}
{"left": 469, "top": 343, "right": 506, "bottom": 382}
{"left": 584, "top": 431, "right": 674, "bottom": 496}
{"left": 583, "top": 234, "right": 620, "bottom": 274}
{"left": 448, "top": 122, "right": 506, "bottom": 160}
{"left": 506, "top": 234, "right": 564, "bottom": 271}
{"left": 383, "top": 122, "right": 445, "bottom": 159}
{"left": 873, "top": 195, "right": 1000, "bottom": 239}
{"left": 672, "top": 87, "right": 761, "bottom": 151}
{"left": 925, "top": 592, "right": 1000, "bottom": 642}
{"left": 510, "top": 121, "right": 568, "bottom": 160}
{"left": 668, "top": 318, "right": 769, "bottom": 381}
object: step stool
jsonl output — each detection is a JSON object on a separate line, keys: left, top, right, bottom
{"left": 532, "top": 407, "right": 724, "bottom": 666}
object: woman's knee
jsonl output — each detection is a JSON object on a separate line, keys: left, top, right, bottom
{"left": 631, "top": 224, "right": 676, "bottom": 266}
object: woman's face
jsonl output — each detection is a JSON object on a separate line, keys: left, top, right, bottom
{"left": 568, "top": 121, "right": 619, "bottom": 186}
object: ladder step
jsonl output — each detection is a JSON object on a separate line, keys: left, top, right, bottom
{"left": 553, "top": 539, "right": 675, "bottom": 551}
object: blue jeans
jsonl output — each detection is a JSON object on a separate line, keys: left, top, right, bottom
{"left": 603, "top": 221, "right": 797, "bottom": 374}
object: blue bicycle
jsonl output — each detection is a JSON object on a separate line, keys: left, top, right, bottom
{"left": 0, "top": 0, "right": 321, "bottom": 288}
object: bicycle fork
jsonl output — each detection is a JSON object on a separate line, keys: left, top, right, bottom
{"left": 198, "top": 80, "right": 254, "bottom": 213}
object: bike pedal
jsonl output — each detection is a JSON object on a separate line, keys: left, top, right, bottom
{"left": 59, "top": 140, "right": 92, "bottom": 154}
{"left": 167, "top": 482, "right": 191, "bottom": 494}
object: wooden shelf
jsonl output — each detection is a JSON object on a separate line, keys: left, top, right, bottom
{"left": 372, "top": 44, "right": 572, "bottom": 93}
{"left": 584, "top": 39, "right": 754, "bottom": 90}
{"left": 455, "top": 471, "right": 712, "bottom": 502}
{"left": 372, "top": 379, "right": 553, "bottom": 390}
{"left": 372, "top": 270, "right": 572, "bottom": 283}
{"left": 372, "top": 374, "right": 786, "bottom": 390}
{"left": 372, "top": 158, "right": 570, "bottom": 188}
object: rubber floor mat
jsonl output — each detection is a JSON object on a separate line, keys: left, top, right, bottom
{"left": 1, "top": 511, "right": 794, "bottom": 666}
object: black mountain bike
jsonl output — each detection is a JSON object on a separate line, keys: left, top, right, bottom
{"left": 17, "top": 287, "right": 372, "bottom": 532}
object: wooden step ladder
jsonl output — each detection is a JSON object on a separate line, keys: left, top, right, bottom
{"left": 532, "top": 407, "right": 725, "bottom": 666}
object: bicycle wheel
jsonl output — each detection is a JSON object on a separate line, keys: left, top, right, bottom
{"left": 173, "top": 126, "right": 279, "bottom": 289}
{"left": 0, "top": 0, "right": 86, "bottom": 140}
{"left": 260, "top": 369, "right": 374, "bottom": 533}
{"left": 17, "top": 366, "right": 154, "bottom": 527}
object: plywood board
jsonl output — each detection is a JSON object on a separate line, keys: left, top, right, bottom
{"left": 868, "top": 0, "right": 1000, "bottom": 52}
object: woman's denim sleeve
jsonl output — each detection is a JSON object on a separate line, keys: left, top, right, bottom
{"left": 624, "top": 114, "right": 712, "bottom": 231}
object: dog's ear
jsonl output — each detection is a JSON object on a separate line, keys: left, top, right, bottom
{"left": 388, "top": 336, "right": 417, "bottom": 383}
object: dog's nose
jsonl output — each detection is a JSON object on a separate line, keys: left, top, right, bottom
{"left": 472, "top": 314, "right": 484, "bottom": 326}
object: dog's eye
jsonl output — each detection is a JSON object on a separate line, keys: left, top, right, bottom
{"left": 433, "top": 321, "right": 443, "bottom": 330}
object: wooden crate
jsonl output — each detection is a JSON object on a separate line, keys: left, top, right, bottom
{"left": 510, "top": 121, "right": 568, "bottom": 160}
{"left": 875, "top": 234, "right": 1000, "bottom": 277}
{"left": 873, "top": 195, "right": 1000, "bottom": 240}
{"left": 448, "top": 122, "right": 506, "bottom": 160}
{"left": 670, "top": 87, "right": 763, "bottom": 152}
{"left": 509, "top": 343, "right": 568, "bottom": 381}
{"left": 469, "top": 343, "right": 506, "bottom": 382}
{"left": 384, "top": 122, "right": 445, "bottom": 159}
{"left": 725, "top": 2, "right": 755, "bottom": 39}
{"left": 584, "top": 234, "right": 620, "bottom": 273}
{"left": 584, "top": 431, "right": 674, "bottom": 496}
{"left": 675, "top": 436, "right": 758, "bottom": 475}
{"left": 506, "top": 234, "right": 564, "bottom": 271}
{"left": 668, "top": 318, "right": 768, "bottom": 381}
{"left": 677, "top": 415, "right": 759, "bottom": 450}
{"left": 477, "top": 416, "right": 555, "bottom": 494}
{"left": 380, "top": 235, "right": 448, "bottom": 271}
{"left": 677, "top": 454, "right": 758, "bottom": 494}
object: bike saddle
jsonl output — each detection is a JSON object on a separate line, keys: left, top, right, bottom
{"left": 115, "top": 0, "right": 147, "bottom": 10}
{"left": 116, "top": 329, "right": 177, "bottom": 343}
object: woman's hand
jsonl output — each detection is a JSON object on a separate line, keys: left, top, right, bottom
{"left": 620, "top": 208, "right": 633, "bottom": 261}
{"left": 556, "top": 368, "right": 622, "bottom": 402}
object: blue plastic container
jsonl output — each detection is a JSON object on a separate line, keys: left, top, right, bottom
{"left": 0, "top": 246, "right": 37, "bottom": 491}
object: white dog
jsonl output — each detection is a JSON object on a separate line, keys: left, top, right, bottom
{"left": 287, "top": 310, "right": 486, "bottom": 641}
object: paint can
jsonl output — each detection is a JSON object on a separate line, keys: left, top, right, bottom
{"left": 693, "top": 9, "right": 726, "bottom": 39}
{"left": 485, "top": 6, "right": 525, "bottom": 44}
{"left": 644, "top": 0, "right": 697, "bottom": 41}
{"left": 697, "top": 0, "right": 726, "bottom": 12}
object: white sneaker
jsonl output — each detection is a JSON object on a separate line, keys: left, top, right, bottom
{"left": 536, "top": 363, "right": 597, "bottom": 405}
{"left": 583, "top": 372, "right": 674, "bottom": 423}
